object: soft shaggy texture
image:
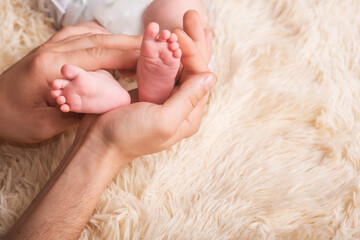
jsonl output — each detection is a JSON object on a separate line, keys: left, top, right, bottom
{"left": 1, "top": 0, "right": 360, "bottom": 239}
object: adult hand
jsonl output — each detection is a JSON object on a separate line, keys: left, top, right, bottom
{"left": 4, "top": 11, "right": 216, "bottom": 240}
{"left": 77, "top": 10, "right": 215, "bottom": 170}
{"left": 0, "top": 23, "right": 142, "bottom": 143}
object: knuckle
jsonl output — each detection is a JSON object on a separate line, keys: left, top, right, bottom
{"left": 31, "top": 51, "right": 54, "bottom": 72}
{"left": 88, "top": 33, "right": 100, "bottom": 42}
{"left": 188, "top": 92, "right": 201, "bottom": 109}
{"left": 82, "top": 32, "right": 94, "bottom": 38}
{"left": 89, "top": 34, "right": 106, "bottom": 46}
{"left": 37, "top": 42, "right": 54, "bottom": 51}
{"left": 86, "top": 47, "right": 103, "bottom": 58}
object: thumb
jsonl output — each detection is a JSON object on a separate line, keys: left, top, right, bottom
{"left": 162, "top": 72, "right": 216, "bottom": 127}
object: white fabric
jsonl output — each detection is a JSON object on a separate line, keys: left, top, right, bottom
{"left": 61, "top": 0, "right": 88, "bottom": 29}
{"left": 45, "top": 0, "right": 153, "bottom": 35}
{"left": 90, "top": 0, "right": 152, "bottom": 35}
{"left": 43, "top": 0, "right": 74, "bottom": 28}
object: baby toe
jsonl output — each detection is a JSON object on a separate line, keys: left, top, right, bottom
{"left": 173, "top": 49, "right": 182, "bottom": 58}
{"left": 169, "top": 42, "right": 180, "bottom": 51}
{"left": 56, "top": 96, "right": 66, "bottom": 105}
{"left": 168, "top": 33, "right": 178, "bottom": 43}
{"left": 144, "top": 22, "right": 160, "bottom": 40}
{"left": 52, "top": 79, "right": 70, "bottom": 90}
{"left": 51, "top": 89, "right": 62, "bottom": 98}
{"left": 61, "top": 64, "right": 83, "bottom": 80}
{"left": 60, "top": 104, "right": 70, "bottom": 113}
{"left": 159, "top": 30, "right": 171, "bottom": 41}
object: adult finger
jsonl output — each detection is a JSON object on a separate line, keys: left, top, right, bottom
{"left": 74, "top": 21, "right": 110, "bottom": 32}
{"left": 58, "top": 32, "right": 95, "bottom": 44}
{"left": 51, "top": 34, "right": 142, "bottom": 52}
{"left": 63, "top": 48, "right": 139, "bottom": 71}
{"left": 38, "top": 33, "right": 95, "bottom": 52}
{"left": 183, "top": 10, "right": 209, "bottom": 62}
{"left": 48, "top": 25, "right": 110, "bottom": 42}
{"left": 161, "top": 72, "right": 216, "bottom": 128}
{"left": 174, "top": 29, "right": 209, "bottom": 73}
{"left": 34, "top": 49, "right": 138, "bottom": 83}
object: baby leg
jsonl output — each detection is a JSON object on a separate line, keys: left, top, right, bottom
{"left": 143, "top": 0, "right": 208, "bottom": 31}
{"left": 51, "top": 64, "right": 130, "bottom": 114}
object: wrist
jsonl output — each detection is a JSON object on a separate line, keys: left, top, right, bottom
{"left": 71, "top": 120, "right": 133, "bottom": 181}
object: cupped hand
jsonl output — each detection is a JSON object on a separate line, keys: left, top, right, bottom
{"left": 77, "top": 11, "right": 216, "bottom": 169}
{"left": 0, "top": 22, "right": 142, "bottom": 143}
{"left": 84, "top": 71, "right": 215, "bottom": 162}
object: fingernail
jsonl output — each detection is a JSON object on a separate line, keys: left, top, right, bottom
{"left": 203, "top": 75, "right": 216, "bottom": 91}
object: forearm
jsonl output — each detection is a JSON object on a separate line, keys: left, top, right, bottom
{"left": 6, "top": 132, "right": 128, "bottom": 240}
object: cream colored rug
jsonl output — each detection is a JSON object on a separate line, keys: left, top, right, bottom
{"left": 1, "top": 0, "right": 360, "bottom": 239}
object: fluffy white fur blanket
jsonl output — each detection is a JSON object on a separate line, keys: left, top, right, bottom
{"left": 1, "top": 0, "right": 360, "bottom": 239}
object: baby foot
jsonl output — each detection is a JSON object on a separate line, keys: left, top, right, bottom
{"left": 50, "top": 64, "right": 130, "bottom": 114}
{"left": 137, "top": 22, "right": 182, "bottom": 104}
